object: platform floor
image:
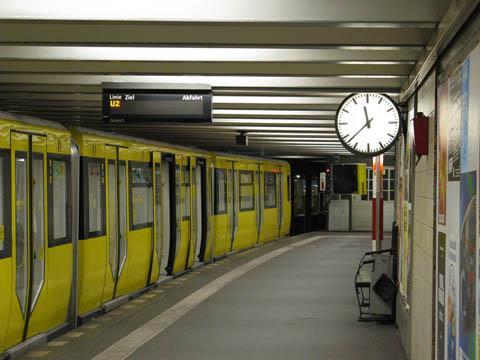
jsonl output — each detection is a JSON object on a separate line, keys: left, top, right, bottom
{"left": 19, "top": 233, "right": 405, "bottom": 360}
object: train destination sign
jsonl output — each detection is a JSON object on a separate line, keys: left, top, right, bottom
{"left": 102, "top": 83, "right": 212, "bottom": 124}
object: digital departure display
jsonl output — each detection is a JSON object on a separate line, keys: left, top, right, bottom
{"left": 102, "top": 84, "right": 212, "bottom": 124}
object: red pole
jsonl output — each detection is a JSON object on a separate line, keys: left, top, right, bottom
{"left": 372, "top": 157, "right": 377, "bottom": 250}
{"left": 379, "top": 155, "right": 384, "bottom": 248}
{"left": 371, "top": 155, "right": 384, "bottom": 251}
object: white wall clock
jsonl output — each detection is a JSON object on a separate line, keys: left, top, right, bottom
{"left": 335, "top": 93, "right": 401, "bottom": 156}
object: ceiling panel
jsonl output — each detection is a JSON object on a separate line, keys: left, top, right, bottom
{"left": 0, "top": 1, "right": 455, "bottom": 159}
{"left": 0, "top": 0, "right": 450, "bottom": 22}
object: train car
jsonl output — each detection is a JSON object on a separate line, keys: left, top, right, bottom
{"left": 0, "top": 114, "right": 291, "bottom": 355}
{"left": 0, "top": 113, "right": 74, "bottom": 352}
{"left": 211, "top": 153, "right": 291, "bottom": 258}
{"left": 71, "top": 127, "right": 216, "bottom": 317}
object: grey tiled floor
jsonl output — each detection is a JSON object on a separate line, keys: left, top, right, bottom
{"left": 129, "top": 234, "right": 405, "bottom": 360}
{"left": 18, "top": 232, "right": 405, "bottom": 360}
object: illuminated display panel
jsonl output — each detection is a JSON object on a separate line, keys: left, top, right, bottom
{"left": 102, "top": 88, "right": 212, "bottom": 124}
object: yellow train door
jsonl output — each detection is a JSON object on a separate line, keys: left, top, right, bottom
{"left": 102, "top": 145, "right": 129, "bottom": 302}
{"left": 185, "top": 157, "right": 197, "bottom": 269}
{"left": 277, "top": 166, "right": 284, "bottom": 239}
{"left": 280, "top": 168, "right": 291, "bottom": 237}
{"left": 256, "top": 164, "right": 265, "bottom": 244}
{"left": 226, "top": 161, "right": 239, "bottom": 252}
{"left": 212, "top": 162, "right": 229, "bottom": 257}
{"left": 5, "top": 131, "right": 48, "bottom": 347}
{"left": 192, "top": 159, "right": 207, "bottom": 265}
{"left": 234, "top": 165, "right": 256, "bottom": 251}
{"left": 202, "top": 159, "right": 215, "bottom": 261}
{"left": 191, "top": 161, "right": 200, "bottom": 266}
{"left": 160, "top": 155, "right": 173, "bottom": 276}
{"left": 172, "top": 155, "right": 192, "bottom": 273}
{"left": 0, "top": 149, "right": 12, "bottom": 352}
{"left": 147, "top": 151, "right": 164, "bottom": 284}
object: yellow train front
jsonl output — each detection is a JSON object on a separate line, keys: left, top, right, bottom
{"left": 0, "top": 113, "right": 291, "bottom": 354}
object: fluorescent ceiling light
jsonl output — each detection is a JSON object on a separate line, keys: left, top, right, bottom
{"left": 249, "top": 141, "right": 341, "bottom": 144}
{"left": 256, "top": 144, "right": 345, "bottom": 148}
{"left": 0, "top": 74, "right": 406, "bottom": 88}
{"left": 0, "top": 45, "right": 420, "bottom": 62}
{"left": 0, "top": 0, "right": 443, "bottom": 24}
{"left": 213, "top": 109, "right": 336, "bottom": 116}
{"left": 212, "top": 118, "right": 334, "bottom": 124}
{"left": 213, "top": 96, "right": 344, "bottom": 104}
{"left": 248, "top": 137, "right": 338, "bottom": 141}
{"left": 247, "top": 131, "right": 337, "bottom": 135}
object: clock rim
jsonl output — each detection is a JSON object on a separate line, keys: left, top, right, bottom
{"left": 335, "top": 92, "right": 401, "bottom": 157}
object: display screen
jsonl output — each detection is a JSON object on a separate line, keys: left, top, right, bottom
{"left": 102, "top": 91, "right": 212, "bottom": 124}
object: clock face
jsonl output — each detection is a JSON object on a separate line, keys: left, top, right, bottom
{"left": 335, "top": 93, "right": 400, "bottom": 156}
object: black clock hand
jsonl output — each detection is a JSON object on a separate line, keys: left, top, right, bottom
{"left": 347, "top": 122, "right": 368, "bottom": 142}
{"left": 363, "top": 106, "right": 371, "bottom": 128}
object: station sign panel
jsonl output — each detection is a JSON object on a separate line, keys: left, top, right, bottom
{"left": 102, "top": 83, "right": 212, "bottom": 124}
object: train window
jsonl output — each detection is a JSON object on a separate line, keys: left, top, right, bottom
{"left": 48, "top": 155, "right": 71, "bottom": 247}
{"left": 130, "top": 161, "right": 153, "bottom": 230}
{"left": 88, "top": 161, "right": 104, "bottom": 234}
{"left": 264, "top": 172, "right": 277, "bottom": 208}
{"left": 214, "top": 168, "right": 227, "bottom": 215}
{"left": 240, "top": 171, "right": 254, "bottom": 211}
{"left": 0, "top": 150, "right": 11, "bottom": 258}
{"left": 15, "top": 152, "right": 28, "bottom": 312}
{"left": 80, "top": 157, "right": 105, "bottom": 239}
{"left": 182, "top": 166, "right": 190, "bottom": 220}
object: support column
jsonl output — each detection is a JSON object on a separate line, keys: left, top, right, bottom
{"left": 372, "top": 155, "right": 384, "bottom": 250}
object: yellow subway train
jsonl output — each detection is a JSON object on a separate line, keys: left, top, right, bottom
{"left": 0, "top": 112, "right": 291, "bottom": 354}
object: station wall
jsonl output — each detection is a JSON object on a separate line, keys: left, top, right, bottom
{"left": 396, "top": 9, "right": 480, "bottom": 359}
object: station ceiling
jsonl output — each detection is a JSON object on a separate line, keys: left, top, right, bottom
{"left": 0, "top": 0, "right": 455, "bottom": 159}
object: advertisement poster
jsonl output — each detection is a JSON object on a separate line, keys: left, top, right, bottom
{"left": 438, "top": 232, "right": 446, "bottom": 360}
{"left": 447, "top": 258, "right": 457, "bottom": 359}
{"left": 448, "top": 69, "right": 461, "bottom": 181}
{"left": 401, "top": 202, "right": 409, "bottom": 296}
{"left": 436, "top": 44, "right": 480, "bottom": 360}
{"left": 460, "top": 59, "right": 470, "bottom": 173}
{"left": 396, "top": 137, "right": 405, "bottom": 295}
{"left": 459, "top": 172, "right": 476, "bottom": 359}
{"left": 446, "top": 66, "right": 462, "bottom": 360}
{"left": 438, "top": 82, "right": 449, "bottom": 225}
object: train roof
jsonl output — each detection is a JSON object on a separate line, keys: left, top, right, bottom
{"left": 0, "top": 112, "right": 288, "bottom": 166}
{"left": 70, "top": 126, "right": 211, "bottom": 155}
{"left": 0, "top": 111, "right": 68, "bottom": 131}
{"left": 71, "top": 126, "right": 289, "bottom": 166}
